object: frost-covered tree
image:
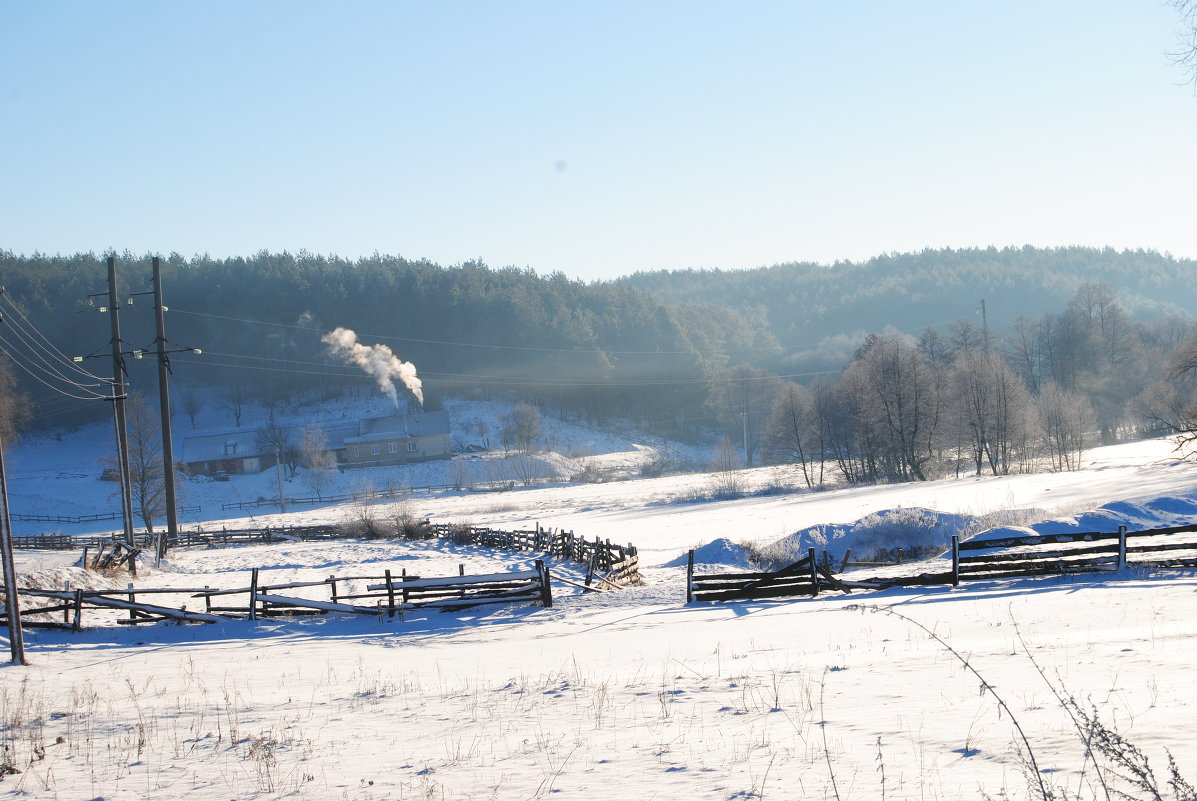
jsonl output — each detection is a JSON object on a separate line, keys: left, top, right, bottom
{"left": 952, "top": 351, "right": 1037, "bottom": 476}
{"left": 1140, "top": 330, "right": 1197, "bottom": 454}
{"left": 843, "top": 334, "right": 944, "bottom": 481}
{"left": 300, "top": 426, "right": 336, "bottom": 498}
{"left": 1037, "top": 382, "right": 1095, "bottom": 472}
{"left": 767, "top": 381, "right": 821, "bottom": 487}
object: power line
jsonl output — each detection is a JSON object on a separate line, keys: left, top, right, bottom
{"left": 182, "top": 349, "right": 839, "bottom": 387}
{"left": 168, "top": 306, "right": 782, "bottom": 357}
{"left": 0, "top": 293, "right": 110, "bottom": 384}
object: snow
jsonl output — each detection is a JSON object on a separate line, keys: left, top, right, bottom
{"left": 3, "top": 403, "right": 1197, "bottom": 800}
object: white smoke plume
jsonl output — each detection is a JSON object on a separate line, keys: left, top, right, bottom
{"left": 321, "top": 327, "right": 424, "bottom": 408}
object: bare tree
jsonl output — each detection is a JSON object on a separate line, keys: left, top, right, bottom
{"left": 300, "top": 426, "right": 336, "bottom": 498}
{"left": 256, "top": 417, "right": 299, "bottom": 477}
{"left": 119, "top": 392, "right": 166, "bottom": 533}
{"left": 843, "top": 334, "right": 944, "bottom": 481}
{"left": 1140, "top": 330, "right": 1197, "bottom": 453}
{"left": 707, "top": 436, "right": 744, "bottom": 498}
{"left": 767, "top": 382, "right": 820, "bottom": 487}
{"left": 502, "top": 403, "right": 542, "bottom": 454}
{"left": 218, "top": 384, "right": 248, "bottom": 428}
{"left": 812, "top": 375, "right": 877, "bottom": 485}
{"left": 180, "top": 390, "right": 202, "bottom": 429}
{"left": 473, "top": 418, "right": 491, "bottom": 451}
{"left": 952, "top": 351, "right": 1037, "bottom": 476}
{"left": 1170, "top": 0, "right": 1197, "bottom": 86}
{"left": 1037, "top": 382, "right": 1095, "bottom": 472}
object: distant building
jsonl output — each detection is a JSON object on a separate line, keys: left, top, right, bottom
{"left": 180, "top": 411, "right": 451, "bottom": 476}
{"left": 342, "top": 411, "right": 452, "bottom": 467}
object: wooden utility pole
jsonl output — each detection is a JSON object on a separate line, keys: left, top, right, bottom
{"left": 151, "top": 257, "right": 179, "bottom": 561}
{"left": 106, "top": 257, "right": 137, "bottom": 574}
{"left": 980, "top": 298, "right": 991, "bottom": 353}
{"left": 0, "top": 433, "right": 27, "bottom": 664}
{"left": 275, "top": 447, "right": 287, "bottom": 513}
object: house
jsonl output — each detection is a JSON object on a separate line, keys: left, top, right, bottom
{"left": 180, "top": 411, "right": 451, "bottom": 476}
{"left": 341, "top": 410, "right": 452, "bottom": 467}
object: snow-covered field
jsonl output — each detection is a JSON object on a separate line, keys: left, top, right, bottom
{"left": 3, "top": 405, "right": 1197, "bottom": 800}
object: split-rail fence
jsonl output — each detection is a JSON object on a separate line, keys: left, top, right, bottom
{"left": 687, "top": 523, "right": 1197, "bottom": 603}
{"left": 3, "top": 561, "right": 554, "bottom": 631}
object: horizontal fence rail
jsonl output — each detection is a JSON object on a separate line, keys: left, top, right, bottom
{"left": 690, "top": 523, "right": 1197, "bottom": 603}
{"left": 12, "top": 506, "right": 201, "bottom": 525}
{"left": 427, "top": 524, "right": 642, "bottom": 588}
{"left": 1, "top": 562, "right": 554, "bottom": 631}
{"left": 219, "top": 484, "right": 457, "bottom": 512}
{"left": 12, "top": 522, "right": 641, "bottom": 588}
{"left": 688, "top": 548, "right": 857, "bottom": 603}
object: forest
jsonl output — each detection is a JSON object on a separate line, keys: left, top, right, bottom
{"left": 1, "top": 245, "right": 1196, "bottom": 485}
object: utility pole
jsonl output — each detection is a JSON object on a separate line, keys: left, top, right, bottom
{"left": 106, "top": 257, "right": 137, "bottom": 574}
{"left": 980, "top": 298, "right": 991, "bottom": 353}
{"left": 275, "top": 447, "right": 287, "bottom": 513}
{"left": 0, "top": 433, "right": 27, "bottom": 665}
{"left": 151, "top": 257, "right": 179, "bottom": 562}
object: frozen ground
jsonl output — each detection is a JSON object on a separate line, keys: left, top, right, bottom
{"left": 3, "top": 405, "right": 1197, "bottom": 800}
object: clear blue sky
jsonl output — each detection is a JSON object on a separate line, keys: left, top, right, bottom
{"left": 2, "top": 1, "right": 1194, "bottom": 281}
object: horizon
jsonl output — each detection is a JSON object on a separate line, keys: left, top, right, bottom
{"left": 2, "top": 241, "right": 1194, "bottom": 283}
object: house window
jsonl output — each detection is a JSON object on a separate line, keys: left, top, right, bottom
{"left": 370, "top": 444, "right": 381, "bottom": 456}
{"left": 387, "top": 442, "right": 399, "bottom": 454}
{"left": 351, "top": 446, "right": 360, "bottom": 458}
{"left": 224, "top": 443, "right": 237, "bottom": 456}
{"left": 406, "top": 441, "right": 417, "bottom": 453}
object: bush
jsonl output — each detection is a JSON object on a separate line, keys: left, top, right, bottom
{"left": 445, "top": 523, "right": 476, "bottom": 546}
{"left": 639, "top": 454, "right": 680, "bottom": 478}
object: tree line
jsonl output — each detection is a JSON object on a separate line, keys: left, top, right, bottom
{"left": 758, "top": 281, "right": 1195, "bottom": 485}
{"left": 1, "top": 248, "right": 1195, "bottom": 486}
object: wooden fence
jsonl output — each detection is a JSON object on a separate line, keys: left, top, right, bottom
{"left": 11, "top": 507, "right": 201, "bottom": 525}
{"left": 2, "top": 561, "right": 553, "bottom": 631}
{"left": 220, "top": 484, "right": 454, "bottom": 511}
{"left": 14, "top": 524, "right": 347, "bottom": 552}
{"left": 946, "top": 522, "right": 1197, "bottom": 583}
{"left": 687, "top": 548, "right": 860, "bottom": 603}
{"left": 15, "top": 524, "right": 640, "bottom": 588}
{"left": 428, "top": 524, "right": 641, "bottom": 588}
{"left": 689, "top": 523, "right": 1197, "bottom": 603}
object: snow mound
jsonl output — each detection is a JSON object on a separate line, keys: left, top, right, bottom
{"left": 968, "top": 492, "right": 1197, "bottom": 547}
{"left": 663, "top": 538, "right": 753, "bottom": 569}
{"left": 760, "top": 507, "right": 973, "bottom": 568}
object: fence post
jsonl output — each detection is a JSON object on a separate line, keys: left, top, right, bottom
{"left": 72, "top": 589, "right": 83, "bottom": 631}
{"left": 686, "top": 550, "right": 694, "bottom": 603}
{"left": 809, "top": 547, "right": 819, "bottom": 596}
{"left": 248, "top": 568, "right": 259, "bottom": 620}
{"left": 127, "top": 582, "right": 136, "bottom": 625}
{"left": 839, "top": 548, "right": 852, "bottom": 573}
{"left": 385, "top": 569, "right": 396, "bottom": 616}
{"left": 1118, "top": 525, "right": 1128, "bottom": 570}
{"left": 951, "top": 536, "right": 960, "bottom": 587}
{"left": 535, "top": 559, "right": 553, "bottom": 608}
{"left": 329, "top": 576, "right": 339, "bottom": 604}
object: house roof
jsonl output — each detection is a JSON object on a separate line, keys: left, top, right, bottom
{"left": 180, "top": 421, "right": 360, "bottom": 463}
{"left": 181, "top": 412, "right": 450, "bottom": 464}
{"left": 344, "top": 410, "right": 450, "bottom": 444}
